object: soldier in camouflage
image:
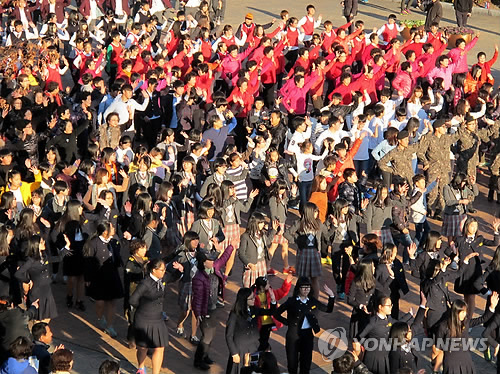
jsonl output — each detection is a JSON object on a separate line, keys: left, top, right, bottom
{"left": 379, "top": 130, "right": 419, "bottom": 186}
{"left": 416, "top": 118, "right": 462, "bottom": 220}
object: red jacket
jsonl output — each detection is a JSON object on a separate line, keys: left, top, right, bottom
{"left": 253, "top": 279, "right": 292, "bottom": 330}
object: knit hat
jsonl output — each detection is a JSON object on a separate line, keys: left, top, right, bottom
{"left": 245, "top": 13, "right": 254, "bottom": 20}
{"left": 432, "top": 118, "right": 446, "bottom": 129}
{"left": 397, "top": 130, "right": 409, "bottom": 140}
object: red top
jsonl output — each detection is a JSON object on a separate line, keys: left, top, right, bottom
{"left": 301, "top": 16, "right": 315, "bottom": 36}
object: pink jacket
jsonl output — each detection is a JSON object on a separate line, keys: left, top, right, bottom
{"left": 281, "top": 72, "right": 321, "bottom": 114}
{"left": 447, "top": 36, "right": 478, "bottom": 74}
{"left": 392, "top": 71, "right": 414, "bottom": 98}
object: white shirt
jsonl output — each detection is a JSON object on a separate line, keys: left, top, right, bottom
{"left": 296, "top": 150, "right": 328, "bottom": 182}
{"left": 103, "top": 94, "right": 149, "bottom": 131}
{"left": 11, "top": 188, "right": 24, "bottom": 212}
{"left": 297, "top": 297, "right": 312, "bottom": 329}
{"left": 315, "top": 128, "right": 352, "bottom": 153}
{"left": 352, "top": 128, "right": 374, "bottom": 161}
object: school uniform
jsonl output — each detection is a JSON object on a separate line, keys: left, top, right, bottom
{"left": 238, "top": 228, "right": 276, "bottom": 287}
{"left": 375, "top": 260, "right": 409, "bottom": 319}
{"left": 284, "top": 222, "right": 332, "bottom": 278}
{"left": 389, "top": 344, "right": 417, "bottom": 374}
{"left": 274, "top": 295, "right": 335, "bottom": 374}
{"left": 347, "top": 281, "right": 375, "bottom": 339}
{"left": 453, "top": 233, "right": 500, "bottom": 295}
{"left": 436, "top": 306, "right": 494, "bottom": 374}
{"left": 191, "top": 218, "right": 225, "bottom": 252}
{"left": 358, "top": 313, "right": 412, "bottom": 374}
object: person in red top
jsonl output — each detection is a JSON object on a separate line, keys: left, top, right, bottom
{"left": 106, "top": 31, "right": 123, "bottom": 84}
{"left": 332, "top": 26, "right": 362, "bottom": 53}
{"left": 377, "top": 14, "right": 404, "bottom": 49}
{"left": 321, "top": 20, "right": 353, "bottom": 54}
{"left": 351, "top": 65, "right": 384, "bottom": 103}
{"left": 325, "top": 47, "right": 355, "bottom": 82}
{"left": 251, "top": 23, "right": 284, "bottom": 47}
{"left": 427, "top": 23, "right": 445, "bottom": 51}
{"left": 476, "top": 45, "right": 498, "bottom": 84}
{"left": 236, "top": 13, "right": 276, "bottom": 46}
{"left": 260, "top": 41, "right": 286, "bottom": 108}
{"left": 361, "top": 32, "right": 381, "bottom": 65}
{"left": 415, "top": 41, "right": 447, "bottom": 78}
{"left": 331, "top": 137, "right": 364, "bottom": 200}
{"left": 298, "top": 4, "right": 322, "bottom": 46}
{"left": 286, "top": 48, "right": 311, "bottom": 78}
{"left": 227, "top": 76, "right": 260, "bottom": 119}
{"left": 329, "top": 72, "right": 354, "bottom": 104}
{"left": 196, "top": 28, "right": 213, "bottom": 61}
{"left": 392, "top": 61, "right": 415, "bottom": 98}
{"left": 309, "top": 57, "right": 336, "bottom": 108}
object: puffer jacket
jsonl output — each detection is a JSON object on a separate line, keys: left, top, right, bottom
{"left": 191, "top": 245, "right": 234, "bottom": 317}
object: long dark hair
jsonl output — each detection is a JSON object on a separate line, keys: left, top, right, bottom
{"left": 0, "top": 226, "right": 12, "bottom": 257}
{"left": 299, "top": 203, "right": 321, "bottom": 232}
{"left": 269, "top": 179, "right": 288, "bottom": 202}
{"left": 451, "top": 172, "right": 467, "bottom": 191}
{"left": 448, "top": 299, "right": 467, "bottom": 338}
{"left": 55, "top": 199, "right": 84, "bottom": 233}
{"left": 246, "top": 212, "right": 266, "bottom": 238}
{"left": 15, "top": 208, "right": 38, "bottom": 240}
{"left": 332, "top": 198, "right": 352, "bottom": 222}
{"left": 489, "top": 245, "right": 500, "bottom": 271}
{"left": 390, "top": 322, "right": 410, "bottom": 345}
{"left": 379, "top": 244, "right": 397, "bottom": 264}
{"left": 462, "top": 216, "right": 478, "bottom": 237}
{"left": 372, "top": 185, "right": 389, "bottom": 208}
{"left": 353, "top": 259, "right": 375, "bottom": 292}
{"left": 424, "top": 231, "right": 441, "bottom": 253}
{"left": 232, "top": 287, "right": 253, "bottom": 317}
{"left": 134, "top": 193, "right": 152, "bottom": 214}
{"left": 220, "top": 180, "right": 235, "bottom": 202}
{"left": 26, "top": 235, "right": 44, "bottom": 260}
{"left": 83, "top": 221, "right": 112, "bottom": 257}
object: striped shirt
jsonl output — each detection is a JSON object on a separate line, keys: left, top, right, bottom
{"left": 226, "top": 165, "right": 248, "bottom": 200}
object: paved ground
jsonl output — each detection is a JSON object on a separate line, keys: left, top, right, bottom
{"left": 47, "top": 0, "right": 500, "bottom": 373}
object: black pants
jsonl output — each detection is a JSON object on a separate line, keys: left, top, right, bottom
{"left": 286, "top": 328, "right": 314, "bottom": 374}
{"left": 455, "top": 10, "right": 469, "bottom": 27}
{"left": 142, "top": 118, "right": 163, "bottom": 150}
{"left": 332, "top": 248, "right": 350, "bottom": 293}
{"left": 258, "top": 324, "right": 274, "bottom": 351}
{"left": 194, "top": 309, "right": 218, "bottom": 364}
{"left": 262, "top": 83, "right": 277, "bottom": 109}
{"left": 285, "top": 50, "right": 299, "bottom": 72}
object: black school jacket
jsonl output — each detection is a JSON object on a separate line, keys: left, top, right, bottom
{"left": 274, "top": 295, "right": 335, "bottom": 334}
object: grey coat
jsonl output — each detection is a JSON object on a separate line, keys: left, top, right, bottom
{"left": 364, "top": 203, "right": 393, "bottom": 233}
{"left": 442, "top": 183, "right": 478, "bottom": 216}
{"left": 190, "top": 218, "right": 225, "bottom": 251}
{"left": 238, "top": 229, "right": 276, "bottom": 266}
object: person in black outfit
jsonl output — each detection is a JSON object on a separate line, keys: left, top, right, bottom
{"left": 123, "top": 239, "right": 148, "bottom": 349}
{"left": 347, "top": 259, "right": 376, "bottom": 340}
{"left": 376, "top": 244, "right": 410, "bottom": 319}
{"left": 449, "top": 216, "right": 500, "bottom": 321}
{"left": 435, "top": 294, "right": 499, "bottom": 374}
{"left": 274, "top": 276, "right": 335, "bottom": 374}
{"left": 225, "top": 287, "right": 277, "bottom": 374}
{"left": 83, "top": 221, "right": 124, "bottom": 338}
{"left": 388, "top": 322, "right": 417, "bottom": 374}
{"left": 129, "top": 258, "right": 184, "bottom": 374}
{"left": 15, "top": 235, "right": 57, "bottom": 322}
{"left": 0, "top": 295, "right": 39, "bottom": 363}
{"left": 354, "top": 295, "right": 413, "bottom": 374}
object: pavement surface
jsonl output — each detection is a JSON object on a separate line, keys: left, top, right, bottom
{"left": 48, "top": 0, "right": 500, "bottom": 373}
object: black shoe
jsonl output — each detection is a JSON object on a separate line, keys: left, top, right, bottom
{"left": 75, "top": 301, "right": 86, "bottom": 311}
{"left": 66, "top": 295, "right": 73, "bottom": 308}
{"left": 194, "top": 362, "right": 210, "bottom": 371}
{"left": 467, "top": 208, "right": 477, "bottom": 213}
{"left": 204, "top": 356, "right": 214, "bottom": 365}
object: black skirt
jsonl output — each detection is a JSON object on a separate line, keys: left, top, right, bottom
{"left": 63, "top": 245, "right": 84, "bottom": 277}
{"left": 86, "top": 261, "right": 124, "bottom": 301}
{"left": 134, "top": 317, "right": 169, "bottom": 348}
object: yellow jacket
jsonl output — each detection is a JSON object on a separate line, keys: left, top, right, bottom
{"left": 1, "top": 172, "right": 42, "bottom": 207}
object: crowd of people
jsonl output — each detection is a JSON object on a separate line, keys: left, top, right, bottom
{"left": 0, "top": 0, "right": 498, "bottom": 373}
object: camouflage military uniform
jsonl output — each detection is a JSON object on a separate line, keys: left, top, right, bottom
{"left": 379, "top": 143, "right": 420, "bottom": 184}
{"left": 456, "top": 125, "right": 497, "bottom": 178}
{"left": 416, "top": 130, "right": 461, "bottom": 212}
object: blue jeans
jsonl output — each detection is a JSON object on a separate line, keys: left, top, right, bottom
{"left": 393, "top": 232, "right": 413, "bottom": 264}
{"left": 414, "top": 220, "right": 430, "bottom": 249}
{"left": 354, "top": 159, "right": 370, "bottom": 180}
{"left": 298, "top": 181, "right": 313, "bottom": 210}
